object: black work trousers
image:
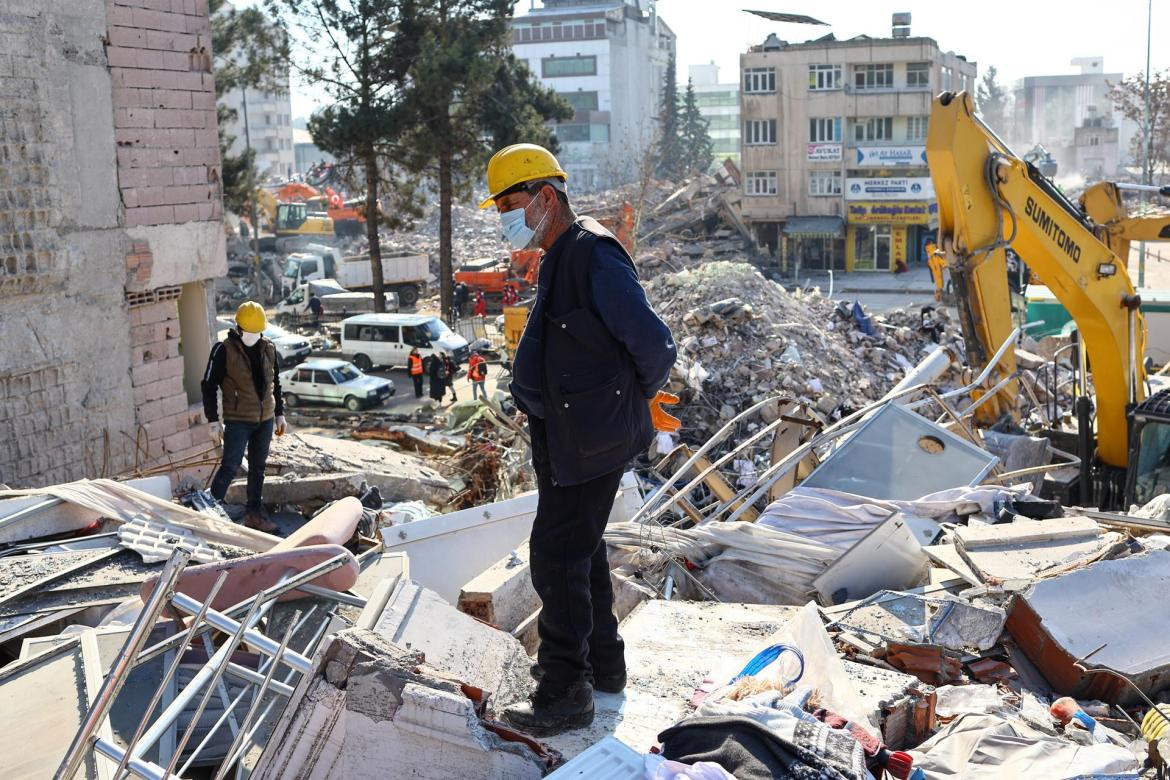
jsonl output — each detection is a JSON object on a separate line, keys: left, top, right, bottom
{"left": 528, "top": 416, "right": 625, "bottom": 692}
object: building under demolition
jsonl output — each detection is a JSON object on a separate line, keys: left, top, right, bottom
{"left": 0, "top": 0, "right": 225, "bottom": 488}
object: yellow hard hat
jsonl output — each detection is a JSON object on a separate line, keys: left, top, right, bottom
{"left": 235, "top": 301, "right": 267, "bottom": 333}
{"left": 479, "top": 143, "right": 568, "bottom": 209}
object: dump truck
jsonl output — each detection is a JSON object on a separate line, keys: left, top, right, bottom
{"left": 280, "top": 245, "right": 430, "bottom": 307}
{"left": 275, "top": 278, "right": 399, "bottom": 324}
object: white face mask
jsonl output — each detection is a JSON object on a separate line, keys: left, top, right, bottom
{"left": 499, "top": 193, "right": 551, "bottom": 250}
{"left": 240, "top": 330, "right": 262, "bottom": 347}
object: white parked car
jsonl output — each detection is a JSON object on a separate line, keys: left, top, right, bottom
{"left": 216, "top": 316, "right": 311, "bottom": 368}
{"left": 280, "top": 358, "right": 395, "bottom": 411}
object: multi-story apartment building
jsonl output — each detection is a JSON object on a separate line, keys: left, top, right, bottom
{"left": 1013, "top": 58, "right": 1129, "bottom": 178}
{"left": 509, "top": 0, "right": 674, "bottom": 191}
{"left": 688, "top": 63, "right": 739, "bottom": 168}
{"left": 219, "top": 77, "right": 295, "bottom": 182}
{"left": 738, "top": 20, "right": 976, "bottom": 273}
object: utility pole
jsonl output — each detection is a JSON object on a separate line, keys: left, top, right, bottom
{"left": 1139, "top": 0, "right": 1152, "bottom": 287}
{"left": 242, "top": 86, "right": 262, "bottom": 294}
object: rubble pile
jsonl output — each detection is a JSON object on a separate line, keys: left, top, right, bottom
{"left": 646, "top": 261, "right": 963, "bottom": 439}
{"left": 3, "top": 384, "right": 1170, "bottom": 778}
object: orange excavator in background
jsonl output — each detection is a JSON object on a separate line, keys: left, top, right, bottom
{"left": 488, "top": 201, "right": 637, "bottom": 357}
{"left": 454, "top": 250, "right": 542, "bottom": 311}
{"left": 454, "top": 201, "right": 637, "bottom": 312}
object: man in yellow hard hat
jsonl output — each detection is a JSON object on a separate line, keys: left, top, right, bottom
{"left": 481, "top": 144, "right": 679, "bottom": 735}
{"left": 200, "top": 301, "right": 286, "bottom": 533}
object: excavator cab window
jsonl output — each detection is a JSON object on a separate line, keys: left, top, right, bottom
{"left": 1129, "top": 419, "right": 1170, "bottom": 507}
{"left": 276, "top": 203, "right": 308, "bottom": 231}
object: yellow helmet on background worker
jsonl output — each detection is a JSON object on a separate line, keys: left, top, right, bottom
{"left": 235, "top": 301, "right": 267, "bottom": 334}
{"left": 479, "top": 144, "right": 568, "bottom": 209}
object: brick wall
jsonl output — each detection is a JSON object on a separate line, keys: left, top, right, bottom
{"left": 106, "top": 0, "right": 222, "bottom": 228}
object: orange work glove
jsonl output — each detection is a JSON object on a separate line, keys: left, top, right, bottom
{"left": 649, "top": 391, "right": 681, "bottom": 433}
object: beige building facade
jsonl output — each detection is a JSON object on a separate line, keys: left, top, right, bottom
{"left": 739, "top": 34, "right": 976, "bottom": 272}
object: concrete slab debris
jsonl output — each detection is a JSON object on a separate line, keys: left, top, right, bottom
{"left": 1006, "top": 549, "right": 1170, "bottom": 703}
{"left": 263, "top": 432, "right": 453, "bottom": 505}
{"left": 953, "top": 517, "right": 1123, "bottom": 582}
{"left": 225, "top": 470, "right": 366, "bottom": 508}
{"left": 541, "top": 600, "right": 802, "bottom": 760}
{"left": 253, "top": 628, "right": 548, "bottom": 780}
{"left": 357, "top": 575, "right": 535, "bottom": 710}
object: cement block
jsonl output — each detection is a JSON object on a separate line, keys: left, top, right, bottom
{"left": 457, "top": 541, "right": 538, "bottom": 633}
{"left": 224, "top": 471, "right": 365, "bottom": 507}
{"left": 358, "top": 577, "right": 535, "bottom": 712}
{"left": 253, "top": 628, "right": 547, "bottom": 780}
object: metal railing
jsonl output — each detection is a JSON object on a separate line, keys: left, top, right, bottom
{"left": 55, "top": 548, "right": 359, "bottom": 780}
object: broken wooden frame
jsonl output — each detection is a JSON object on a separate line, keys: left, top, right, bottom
{"left": 55, "top": 547, "right": 358, "bottom": 780}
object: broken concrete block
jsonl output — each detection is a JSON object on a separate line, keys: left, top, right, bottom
{"left": 253, "top": 628, "right": 548, "bottom": 780}
{"left": 226, "top": 471, "right": 365, "bottom": 507}
{"left": 1006, "top": 549, "right": 1170, "bottom": 704}
{"left": 358, "top": 576, "right": 534, "bottom": 711}
{"left": 263, "top": 432, "right": 453, "bottom": 504}
{"left": 843, "top": 659, "right": 937, "bottom": 750}
{"left": 457, "top": 542, "right": 538, "bottom": 633}
{"left": 953, "top": 517, "right": 1121, "bottom": 583}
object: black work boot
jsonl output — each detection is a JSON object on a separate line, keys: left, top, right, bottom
{"left": 530, "top": 662, "right": 627, "bottom": 694}
{"left": 501, "top": 680, "right": 594, "bottom": 736}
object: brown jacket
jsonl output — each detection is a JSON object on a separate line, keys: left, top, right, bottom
{"left": 200, "top": 332, "right": 280, "bottom": 424}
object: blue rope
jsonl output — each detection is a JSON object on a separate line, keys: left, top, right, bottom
{"left": 732, "top": 643, "right": 805, "bottom": 686}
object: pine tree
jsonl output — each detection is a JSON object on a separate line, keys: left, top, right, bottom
{"left": 975, "top": 65, "right": 1010, "bottom": 137}
{"left": 268, "top": 0, "right": 423, "bottom": 313}
{"left": 680, "top": 78, "right": 714, "bottom": 174}
{"left": 655, "top": 52, "right": 683, "bottom": 179}
{"left": 211, "top": 0, "right": 287, "bottom": 213}
{"left": 398, "top": 0, "right": 572, "bottom": 320}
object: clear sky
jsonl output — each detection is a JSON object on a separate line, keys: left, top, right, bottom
{"left": 243, "top": 0, "right": 1168, "bottom": 119}
{"left": 659, "top": 0, "right": 1167, "bottom": 91}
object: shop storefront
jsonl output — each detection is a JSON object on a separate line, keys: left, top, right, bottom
{"left": 844, "top": 200, "right": 937, "bottom": 272}
{"left": 781, "top": 216, "right": 845, "bottom": 272}
{"left": 844, "top": 146, "right": 936, "bottom": 272}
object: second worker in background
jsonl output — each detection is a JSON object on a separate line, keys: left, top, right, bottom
{"left": 480, "top": 144, "right": 679, "bottom": 735}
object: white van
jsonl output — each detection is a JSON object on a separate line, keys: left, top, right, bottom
{"left": 339, "top": 313, "right": 470, "bottom": 370}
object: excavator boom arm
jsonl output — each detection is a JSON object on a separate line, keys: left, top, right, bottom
{"left": 927, "top": 91, "right": 1145, "bottom": 468}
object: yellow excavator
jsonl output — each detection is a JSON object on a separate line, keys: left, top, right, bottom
{"left": 927, "top": 90, "right": 1170, "bottom": 508}
{"left": 248, "top": 188, "right": 335, "bottom": 252}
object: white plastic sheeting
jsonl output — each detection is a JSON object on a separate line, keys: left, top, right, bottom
{"left": 607, "top": 485, "right": 1037, "bottom": 606}
{"left": 908, "top": 712, "right": 1140, "bottom": 778}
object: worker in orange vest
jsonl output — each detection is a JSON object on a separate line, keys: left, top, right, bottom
{"left": 468, "top": 351, "right": 488, "bottom": 401}
{"left": 473, "top": 290, "right": 487, "bottom": 318}
{"left": 407, "top": 347, "right": 425, "bottom": 398}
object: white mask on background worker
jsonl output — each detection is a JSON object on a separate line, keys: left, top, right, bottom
{"left": 500, "top": 185, "right": 553, "bottom": 250}
{"left": 240, "top": 329, "right": 262, "bottom": 347}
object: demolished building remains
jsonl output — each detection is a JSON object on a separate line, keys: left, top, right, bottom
{"left": 4, "top": 3, "right": 1170, "bottom": 780}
